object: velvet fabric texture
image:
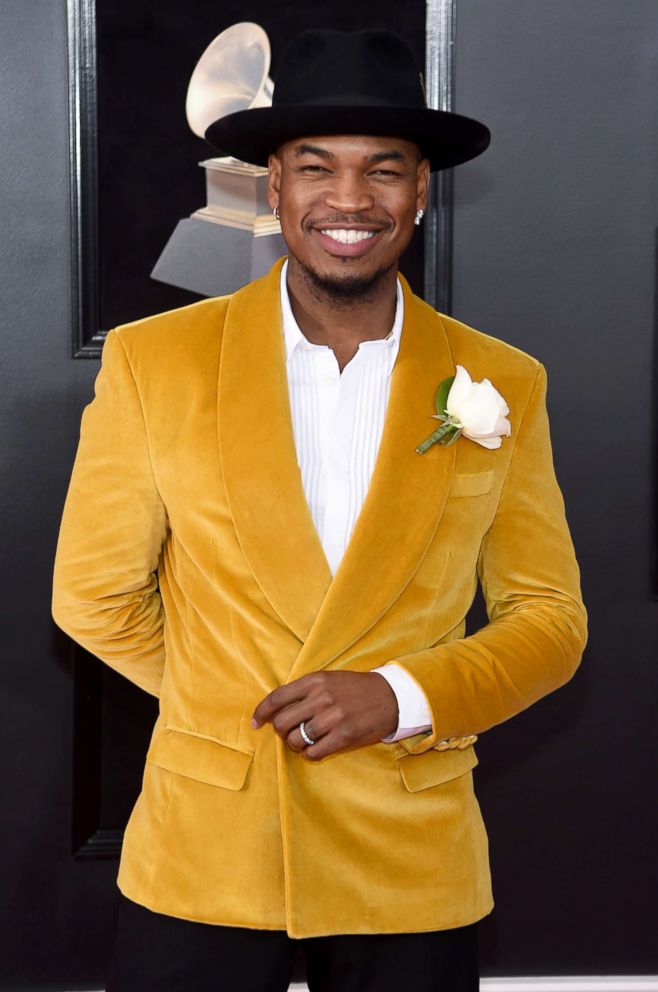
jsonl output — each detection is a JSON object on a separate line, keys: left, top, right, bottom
{"left": 52, "top": 257, "right": 587, "bottom": 937}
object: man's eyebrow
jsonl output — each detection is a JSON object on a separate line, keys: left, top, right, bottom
{"left": 291, "top": 145, "right": 410, "bottom": 165}
{"left": 294, "top": 144, "right": 335, "bottom": 160}
{"left": 366, "top": 150, "right": 408, "bottom": 164}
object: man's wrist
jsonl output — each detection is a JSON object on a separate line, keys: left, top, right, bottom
{"left": 370, "top": 663, "right": 433, "bottom": 742}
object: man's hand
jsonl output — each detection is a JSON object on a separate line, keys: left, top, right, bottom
{"left": 251, "top": 671, "right": 399, "bottom": 760}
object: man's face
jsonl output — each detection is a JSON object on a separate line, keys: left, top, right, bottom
{"left": 268, "top": 134, "right": 429, "bottom": 298}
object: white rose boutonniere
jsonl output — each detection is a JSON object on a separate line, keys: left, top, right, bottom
{"left": 417, "top": 365, "right": 512, "bottom": 453}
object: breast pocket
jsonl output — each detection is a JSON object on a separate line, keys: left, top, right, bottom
{"left": 447, "top": 469, "right": 494, "bottom": 499}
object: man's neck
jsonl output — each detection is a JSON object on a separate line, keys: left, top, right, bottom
{"left": 285, "top": 257, "right": 399, "bottom": 372}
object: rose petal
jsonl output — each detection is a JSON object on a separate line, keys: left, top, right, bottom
{"left": 494, "top": 415, "right": 512, "bottom": 436}
{"left": 470, "top": 415, "right": 511, "bottom": 438}
{"left": 445, "top": 365, "right": 473, "bottom": 413}
{"left": 479, "top": 379, "right": 510, "bottom": 418}
{"left": 454, "top": 386, "right": 500, "bottom": 435}
{"left": 463, "top": 415, "right": 511, "bottom": 441}
{"left": 464, "top": 432, "right": 502, "bottom": 449}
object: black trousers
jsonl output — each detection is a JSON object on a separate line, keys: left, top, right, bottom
{"left": 106, "top": 893, "right": 480, "bottom": 992}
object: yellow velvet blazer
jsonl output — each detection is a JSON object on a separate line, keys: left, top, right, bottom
{"left": 52, "top": 257, "right": 587, "bottom": 937}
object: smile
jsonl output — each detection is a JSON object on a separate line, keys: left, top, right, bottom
{"left": 319, "top": 229, "right": 376, "bottom": 245}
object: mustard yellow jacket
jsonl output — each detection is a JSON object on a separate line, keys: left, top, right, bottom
{"left": 52, "top": 257, "right": 587, "bottom": 937}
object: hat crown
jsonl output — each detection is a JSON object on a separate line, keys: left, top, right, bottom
{"left": 272, "top": 29, "right": 426, "bottom": 110}
{"left": 203, "top": 27, "right": 490, "bottom": 171}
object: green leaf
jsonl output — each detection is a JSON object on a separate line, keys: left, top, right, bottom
{"left": 435, "top": 375, "right": 455, "bottom": 416}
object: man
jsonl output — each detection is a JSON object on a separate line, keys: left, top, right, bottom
{"left": 52, "top": 28, "right": 587, "bottom": 992}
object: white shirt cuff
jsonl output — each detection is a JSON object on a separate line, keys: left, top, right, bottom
{"left": 371, "top": 663, "right": 433, "bottom": 743}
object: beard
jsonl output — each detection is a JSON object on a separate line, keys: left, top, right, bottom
{"left": 289, "top": 252, "right": 395, "bottom": 306}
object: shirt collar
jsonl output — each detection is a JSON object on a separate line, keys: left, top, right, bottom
{"left": 279, "top": 258, "right": 404, "bottom": 372}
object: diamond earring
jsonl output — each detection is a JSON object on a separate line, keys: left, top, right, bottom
{"left": 414, "top": 208, "right": 425, "bottom": 226}
{"left": 273, "top": 205, "right": 280, "bottom": 220}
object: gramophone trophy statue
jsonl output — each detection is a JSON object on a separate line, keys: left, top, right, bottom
{"left": 151, "top": 23, "right": 286, "bottom": 297}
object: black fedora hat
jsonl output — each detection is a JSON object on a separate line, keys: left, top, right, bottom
{"left": 204, "top": 29, "right": 490, "bottom": 171}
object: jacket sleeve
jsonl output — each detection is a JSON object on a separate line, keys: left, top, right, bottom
{"left": 387, "top": 361, "right": 588, "bottom": 755}
{"left": 51, "top": 328, "right": 168, "bottom": 696}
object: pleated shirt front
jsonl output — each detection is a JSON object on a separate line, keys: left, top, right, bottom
{"left": 279, "top": 260, "right": 403, "bottom": 577}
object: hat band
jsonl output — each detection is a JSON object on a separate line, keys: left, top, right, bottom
{"left": 273, "top": 93, "right": 426, "bottom": 110}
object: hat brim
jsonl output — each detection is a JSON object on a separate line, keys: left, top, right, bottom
{"left": 204, "top": 104, "right": 490, "bottom": 171}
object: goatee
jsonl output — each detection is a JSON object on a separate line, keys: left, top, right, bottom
{"left": 291, "top": 255, "right": 395, "bottom": 307}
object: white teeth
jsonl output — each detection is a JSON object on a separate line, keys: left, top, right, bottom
{"left": 320, "top": 229, "right": 376, "bottom": 245}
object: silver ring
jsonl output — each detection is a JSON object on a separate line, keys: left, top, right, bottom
{"left": 299, "top": 721, "right": 316, "bottom": 746}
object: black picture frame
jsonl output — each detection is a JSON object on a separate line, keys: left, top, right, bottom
{"left": 66, "top": 0, "right": 454, "bottom": 359}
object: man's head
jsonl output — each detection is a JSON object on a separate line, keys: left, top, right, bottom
{"left": 204, "top": 28, "right": 489, "bottom": 304}
{"left": 267, "top": 133, "right": 429, "bottom": 301}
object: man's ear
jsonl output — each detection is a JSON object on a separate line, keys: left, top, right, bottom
{"left": 267, "top": 153, "right": 282, "bottom": 212}
{"left": 416, "top": 157, "right": 430, "bottom": 212}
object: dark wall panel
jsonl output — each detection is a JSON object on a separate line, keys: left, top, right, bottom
{"left": 452, "top": 0, "right": 658, "bottom": 975}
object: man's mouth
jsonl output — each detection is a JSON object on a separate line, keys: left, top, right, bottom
{"left": 312, "top": 225, "right": 387, "bottom": 257}
{"left": 318, "top": 228, "right": 376, "bottom": 245}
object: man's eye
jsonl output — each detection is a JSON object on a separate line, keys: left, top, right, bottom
{"left": 371, "top": 169, "right": 399, "bottom": 177}
{"left": 300, "top": 164, "right": 329, "bottom": 173}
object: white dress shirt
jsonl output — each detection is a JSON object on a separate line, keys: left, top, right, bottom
{"left": 280, "top": 260, "right": 432, "bottom": 742}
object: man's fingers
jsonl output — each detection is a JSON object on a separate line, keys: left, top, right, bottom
{"left": 300, "top": 729, "right": 346, "bottom": 761}
{"left": 251, "top": 677, "right": 311, "bottom": 727}
{"left": 252, "top": 671, "right": 397, "bottom": 755}
{"left": 285, "top": 716, "right": 328, "bottom": 752}
{"left": 272, "top": 702, "right": 316, "bottom": 739}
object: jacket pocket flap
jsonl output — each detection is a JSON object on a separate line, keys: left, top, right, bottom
{"left": 397, "top": 746, "right": 478, "bottom": 792}
{"left": 147, "top": 728, "right": 254, "bottom": 791}
{"left": 448, "top": 469, "right": 494, "bottom": 498}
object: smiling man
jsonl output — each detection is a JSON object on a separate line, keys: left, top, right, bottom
{"left": 273, "top": 136, "right": 425, "bottom": 296}
{"left": 265, "top": 135, "right": 427, "bottom": 375}
{"left": 52, "top": 27, "right": 587, "bottom": 992}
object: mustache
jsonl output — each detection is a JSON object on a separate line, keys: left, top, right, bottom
{"left": 305, "top": 214, "right": 393, "bottom": 230}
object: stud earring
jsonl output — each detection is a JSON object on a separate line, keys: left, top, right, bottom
{"left": 273, "top": 205, "right": 280, "bottom": 220}
{"left": 414, "top": 208, "right": 425, "bottom": 226}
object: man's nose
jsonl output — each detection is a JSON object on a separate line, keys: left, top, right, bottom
{"left": 324, "top": 172, "right": 375, "bottom": 214}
